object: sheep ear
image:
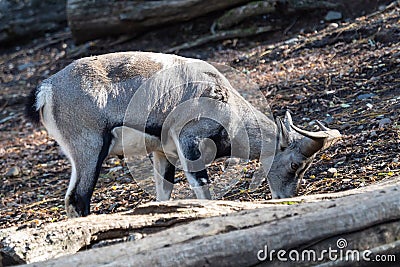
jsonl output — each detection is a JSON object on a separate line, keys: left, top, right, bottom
{"left": 283, "top": 110, "right": 294, "bottom": 132}
{"left": 276, "top": 117, "right": 290, "bottom": 149}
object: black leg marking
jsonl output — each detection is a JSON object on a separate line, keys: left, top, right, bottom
{"left": 73, "top": 129, "right": 113, "bottom": 216}
{"left": 164, "top": 160, "right": 176, "bottom": 184}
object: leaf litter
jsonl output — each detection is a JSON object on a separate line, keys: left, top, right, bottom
{"left": 0, "top": 2, "right": 399, "bottom": 229}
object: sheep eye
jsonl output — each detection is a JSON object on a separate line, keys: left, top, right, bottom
{"left": 290, "top": 162, "right": 299, "bottom": 171}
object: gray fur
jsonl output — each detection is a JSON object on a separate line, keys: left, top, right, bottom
{"left": 34, "top": 52, "right": 341, "bottom": 217}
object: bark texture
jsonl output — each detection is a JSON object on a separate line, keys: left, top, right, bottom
{"left": 214, "top": 0, "right": 338, "bottom": 30}
{"left": 66, "top": 0, "right": 252, "bottom": 43}
{"left": 0, "top": 200, "right": 267, "bottom": 266}
{"left": 0, "top": 0, "right": 66, "bottom": 45}
{"left": 1, "top": 177, "right": 399, "bottom": 266}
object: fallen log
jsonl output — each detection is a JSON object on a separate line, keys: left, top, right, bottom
{"left": 66, "top": 0, "right": 341, "bottom": 46}
{"left": 214, "top": 0, "right": 339, "bottom": 30}
{"left": 165, "top": 0, "right": 340, "bottom": 53}
{"left": 66, "top": 0, "right": 252, "bottom": 44}
{"left": 0, "top": 200, "right": 267, "bottom": 266}
{"left": 25, "top": 178, "right": 400, "bottom": 266}
{"left": 0, "top": 0, "right": 67, "bottom": 45}
{"left": 1, "top": 177, "right": 399, "bottom": 266}
{"left": 165, "top": 25, "right": 280, "bottom": 53}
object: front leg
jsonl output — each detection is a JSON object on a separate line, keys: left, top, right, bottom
{"left": 153, "top": 152, "right": 175, "bottom": 201}
{"left": 177, "top": 136, "right": 212, "bottom": 200}
{"left": 185, "top": 169, "right": 212, "bottom": 199}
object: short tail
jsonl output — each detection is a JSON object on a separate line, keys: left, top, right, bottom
{"left": 25, "top": 82, "right": 52, "bottom": 125}
{"left": 25, "top": 87, "right": 41, "bottom": 125}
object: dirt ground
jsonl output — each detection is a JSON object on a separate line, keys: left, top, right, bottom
{"left": 0, "top": 1, "right": 399, "bottom": 229}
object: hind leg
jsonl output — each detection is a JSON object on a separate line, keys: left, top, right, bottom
{"left": 63, "top": 131, "right": 112, "bottom": 217}
{"left": 40, "top": 94, "right": 112, "bottom": 217}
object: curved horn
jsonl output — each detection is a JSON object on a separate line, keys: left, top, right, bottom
{"left": 283, "top": 113, "right": 342, "bottom": 156}
{"left": 285, "top": 111, "right": 341, "bottom": 139}
{"left": 290, "top": 123, "right": 333, "bottom": 139}
{"left": 315, "top": 120, "right": 330, "bottom": 131}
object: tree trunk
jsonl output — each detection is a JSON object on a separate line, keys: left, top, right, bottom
{"left": 66, "top": 0, "right": 252, "bottom": 44}
{"left": 1, "top": 177, "right": 399, "bottom": 266}
{"left": 0, "top": 0, "right": 67, "bottom": 46}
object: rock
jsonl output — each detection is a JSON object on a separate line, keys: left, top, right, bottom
{"left": 17, "top": 62, "right": 35, "bottom": 71}
{"left": 329, "top": 23, "right": 339, "bottom": 28}
{"left": 327, "top": 168, "right": 338, "bottom": 177}
{"left": 340, "top": 103, "right": 351, "bottom": 108}
{"left": 108, "top": 166, "right": 123, "bottom": 173}
{"left": 357, "top": 93, "right": 376, "bottom": 100}
{"left": 378, "top": 118, "right": 392, "bottom": 128}
{"left": 323, "top": 116, "right": 334, "bottom": 124}
{"left": 5, "top": 166, "right": 21, "bottom": 177}
{"left": 284, "top": 37, "right": 299, "bottom": 44}
{"left": 328, "top": 167, "right": 337, "bottom": 173}
{"left": 325, "top": 90, "right": 336, "bottom": 95}
{"left": 324, "top": 11, "right": 342, "bottom": 21}
{"left": 340, "top": 123, "right": 351, "bottom": 130}
{"left": 334, "top": 160, "right": 345, "bottom": 168}
{"left": 370, "top": 131, "right": 377, "bottom": 137}
{"left": 295, "top": 95, "right": 306, "bottom": 100}
{"left": 333, "top": 156, "right": 346, "bottom": 164}
{"left": 108, "top": 203, "right": 119, "bottom": 211}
